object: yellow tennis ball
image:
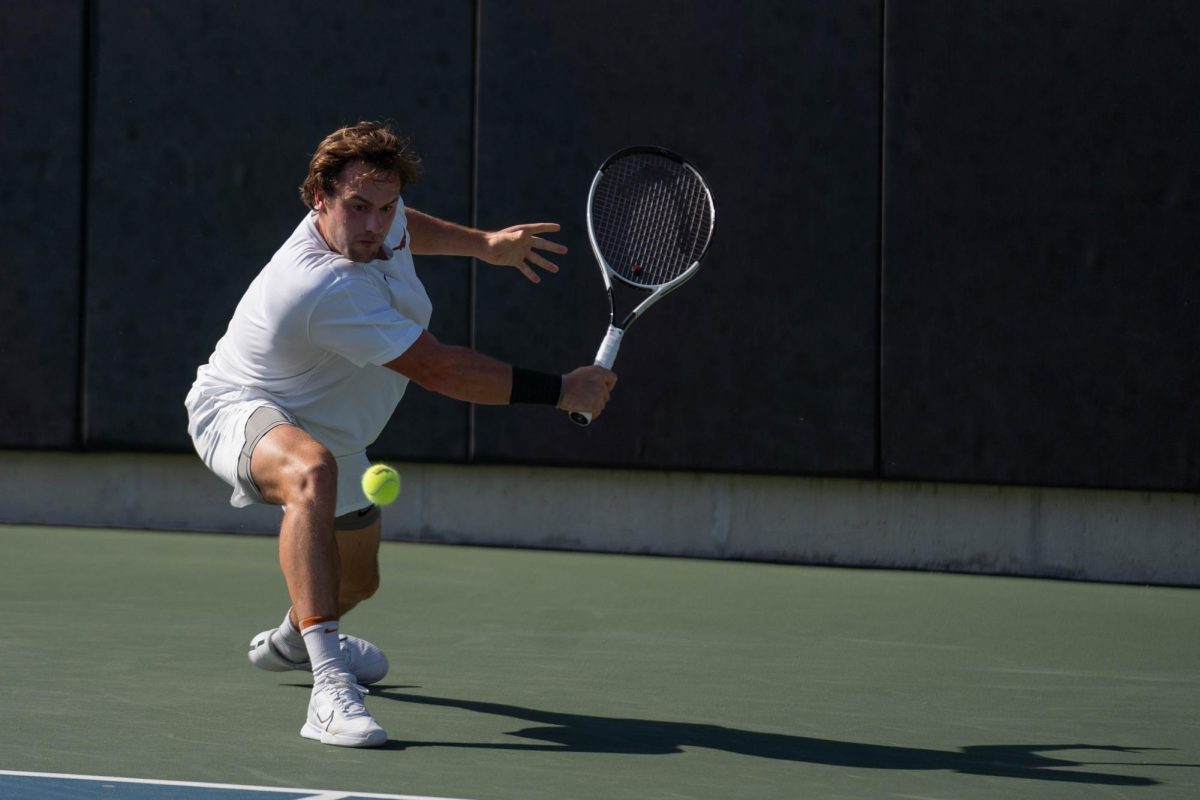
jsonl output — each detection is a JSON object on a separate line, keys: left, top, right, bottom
{"left": 361, "top": 464, "right": 401, "bottom": 506}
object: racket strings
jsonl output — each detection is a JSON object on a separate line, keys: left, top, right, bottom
{"left": 590, "top": 154, "right": 713, "bottom": 288}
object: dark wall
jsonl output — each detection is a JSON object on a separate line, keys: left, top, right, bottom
{"left": 881, "top": 1, "right": 1200, "bottom": 490}
{"left": 472, "top": 1, "right": 880, "bottom": 475}
{"left": 0, "top": 1, "right": 85, "bottom": 449}
{"left": 3, "top": 1, "right": 1199, "bottom": 493}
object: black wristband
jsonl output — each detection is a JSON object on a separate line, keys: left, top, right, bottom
{"left": 510, "top": 367, "right": 563, "bottom": 406}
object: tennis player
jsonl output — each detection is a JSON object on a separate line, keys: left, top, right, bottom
{"left": 185, "top": 121, "right": 616, "bottom": 747}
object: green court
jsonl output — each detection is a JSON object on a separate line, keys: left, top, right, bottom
{"left": 2, "top": 525, "right": 1197, "bottom": 799}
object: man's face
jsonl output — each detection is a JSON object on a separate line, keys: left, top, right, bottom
{"left": 313, "top": 160, "right": 401, "bottom": 263}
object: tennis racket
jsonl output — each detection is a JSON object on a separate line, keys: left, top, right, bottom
{"left": 570, "top": 146, "right": 716, "bottom": 426}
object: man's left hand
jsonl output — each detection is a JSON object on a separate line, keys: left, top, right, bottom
{"left": 484, "top": 223, "right": 568, "bottom": 283}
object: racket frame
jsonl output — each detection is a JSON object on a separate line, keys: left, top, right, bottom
{"left": 570, "top": 146, "right": 715, "bottom": 425}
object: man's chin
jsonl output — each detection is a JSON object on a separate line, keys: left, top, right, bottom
{"left": 347, "top": 246, "right": 379, "bottom": 263}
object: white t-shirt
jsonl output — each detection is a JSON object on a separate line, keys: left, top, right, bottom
{"left": 188, "top": 199, "right": 432, "bottom": 457}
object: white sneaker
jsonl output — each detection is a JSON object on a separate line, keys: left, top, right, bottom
{"left": 247, "top": 630, "right": 390, "bottom": 684}
{"left": 300, "top": 672, "right": 387, "bottom": 747}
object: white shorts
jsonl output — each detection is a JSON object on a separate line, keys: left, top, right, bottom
{"left": 186, "top": 388, "right": 372, "bottom": 518}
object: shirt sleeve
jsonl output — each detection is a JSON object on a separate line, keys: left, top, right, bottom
{"left": 308, "top": 274, "right": 423, "bottom": 368}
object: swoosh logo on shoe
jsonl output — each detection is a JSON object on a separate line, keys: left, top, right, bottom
{"left": 316, "top": 709, "right": 334, "bottom": 729}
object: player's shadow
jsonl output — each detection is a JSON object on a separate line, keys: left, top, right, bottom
{"left": 367, "top": 687, "right": 1171, "bottom": 786}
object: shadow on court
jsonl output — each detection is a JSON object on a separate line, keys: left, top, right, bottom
{"left": 361, "top": 687, "right": 1168, "bottom": 787}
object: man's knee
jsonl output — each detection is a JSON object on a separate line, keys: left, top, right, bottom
{"left": 285, "top": 447, "right": 338, "bottom": 506}
{"left": 250, "top": 423, "right": 338, "bottom": 509}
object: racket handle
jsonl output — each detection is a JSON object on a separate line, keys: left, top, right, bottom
{"left": 570, "top": 326, "right": 624, "bottom": 426}
{"left": 593, "top": 324, "right": 624, "bottom": 369}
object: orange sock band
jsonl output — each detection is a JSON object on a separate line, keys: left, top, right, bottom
{"left": 299, "top": 615, "right": 339, "bottom": 631}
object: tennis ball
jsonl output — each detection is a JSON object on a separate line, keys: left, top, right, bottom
{"left": 361, "top": 464, "right": 401, "bottom": 506}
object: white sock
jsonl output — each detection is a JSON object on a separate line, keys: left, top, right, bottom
{"left": 300, "top": 616, "right": 348, "bottom": 681}
{"left": 270, "top": 608, "right": 307, "bottom": 661}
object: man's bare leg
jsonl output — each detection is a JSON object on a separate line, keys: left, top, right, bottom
{"left": 247, "top": 423, "right": 385, "bottom": 747}
{"left": 250, "top": 424, "right": 341, "bottom": 625}
{"left": 335, "top": 519, "right": 382, "bottom": 615}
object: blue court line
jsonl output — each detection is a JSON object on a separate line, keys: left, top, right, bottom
{"left": 0, "top": 771, "right": 477, "bottom": 800}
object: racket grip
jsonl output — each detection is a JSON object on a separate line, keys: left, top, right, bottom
{"left": 593, "top": 325, "right": 624, "bottom": 369}
{"left": 569, "top": 326, "right": 624, "bottom": 426}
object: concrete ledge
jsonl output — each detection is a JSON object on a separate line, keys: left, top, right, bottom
{"left": 1, "top": 451, "right": 1197, "bottom": 586}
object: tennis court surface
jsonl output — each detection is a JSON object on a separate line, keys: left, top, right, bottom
{"left": 2, "top": 525, "right": 1197, "bottom": 799}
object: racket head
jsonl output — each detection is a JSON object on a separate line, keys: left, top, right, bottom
{"left": 586, "top": 146, "right": 716, "bottom": 292}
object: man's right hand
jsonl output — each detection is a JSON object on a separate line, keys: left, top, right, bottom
{"left": 559, "top": 366, "right": 618, "bottom": 420}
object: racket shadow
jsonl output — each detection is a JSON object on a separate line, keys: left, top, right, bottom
{"left": 366, "top": 687, "right": 1166, "bottom": 786}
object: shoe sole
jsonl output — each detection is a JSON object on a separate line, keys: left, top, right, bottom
{"left": 300, "top": 721, "right": 386, "bottom": 748}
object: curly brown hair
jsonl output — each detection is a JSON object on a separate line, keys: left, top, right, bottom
{"left": 299, "top": 121, "right": 422, "bottom": 209}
